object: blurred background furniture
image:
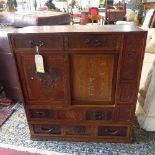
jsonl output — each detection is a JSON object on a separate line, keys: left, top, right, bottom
{"left": 37, "top": 6, "right": 49, "bottom": 11}
{"left": 116, "top": 9, "right": 155, "bottom": 27}
{"left": 69, "top": 8, "right": 81, "bottom": 25}
{"left": 105, "top": 3, "right": 126, "bottom": 24}
{"left": 89, "top": 7, "right": 104, "bottom": 24}
{"left": 0, "top": 28, "right": 23, "bottom": 102}
{"left": 0, "top": 11, "right": 70, "bottom": 27}
{"left": 80, "top": 11, "right": 90, "bottom": 25}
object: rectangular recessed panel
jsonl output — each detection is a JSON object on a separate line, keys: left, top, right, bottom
{"left": 33, "top": 124, "right": 61, "bottom": 134}
{"left": 29, "top": 109, "right": 53, "bottom": 119}
{"left": 98, "top": 126, "right": 127, "bottom": 136}
{"left": 71, "top": 54, "right": 114, "bottom": 102}
{"left": 67, "top": 35, "right": 122, "bottom": 50}
{"left": 65, "top": 125, "right": 91, "bottom": 136}
{"left": 85, "top": 110, "right": 113, "bottom": 120}
{"left": 13, "top": 35, "right": 63, "bottom": 50}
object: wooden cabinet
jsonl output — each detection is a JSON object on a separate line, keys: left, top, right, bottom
{"left": 9, "top": 25, "right": 147, "bottom": 143}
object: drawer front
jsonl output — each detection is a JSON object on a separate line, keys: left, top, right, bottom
{"left": 28, "top": 109, "right": 54, "bottom": 119}
{"left": 98, "top": 126, "right": 128, "bottom": 137}
{"left": 57, "top": 109, "right": 113, "bottom": 121}
{"left": 33, "top": 124, "right": 61, "bottom": 135}
{"left": 31, "top": 124, "right": 92, "bottom": 137}
{"left": 116, "top": 105, "right": 134, "bottom": 121}
{"left": 67, "top": 34, "right": 122, "bottom": 50}
{"left": 11, "top": 35, "right": 63, "bottom": 50}
{"left": 65, "top": 125, "right": 92, "bottom": 136}
{"left": 118, "top": 83, "right": 137, "bottom": 104}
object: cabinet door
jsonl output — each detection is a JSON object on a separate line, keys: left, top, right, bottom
{"left": 70, "top": 53, "right": 118, "bottom": 105}
{"left": 16, "top": 54, "right": 68, "bottom": 105}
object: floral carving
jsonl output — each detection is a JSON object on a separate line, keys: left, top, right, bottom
{"left": 29, "top": 65, "right": 62, "bottom": 92}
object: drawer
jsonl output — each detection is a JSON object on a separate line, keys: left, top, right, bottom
{"left": 65, "top": 125, "right": 92, "bottom": 136}
{"left": 118, "top": 83, "right": 137, "bottom": 104}
{"left": 85, "top": 110, "right": 113, "bottom": 120}
{"left": 57, "top": 109, "right": 113, "bottom": 121}
{"left": 11, "top": 35, "right": 63, "bottom": 50}
{"left": 98, "top": 126, "right": 128, "bottom": 137}
{"left": 32, "top": 124, "right": 61, "bottom": 135}
{"left": 28, "top": 109, "right": 54, "bottom": 119}
{"left": 67, "top": 34, "right": 122, "bottom": 50}
{"left": 120, "top": 49, "right": 140, "bottom": 80}
{"left": 31, "top": 123, "right": 92, "bottom": 136}
{"left": 116, "top": 105, "right": 134, "bottom": 121}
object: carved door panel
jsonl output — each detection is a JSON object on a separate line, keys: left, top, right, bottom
{"left": 16, "top": 54, "right": 68, "bottom": 104}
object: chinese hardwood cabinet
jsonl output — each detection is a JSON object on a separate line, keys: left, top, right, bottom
{"left": 8, "top": 25, "right": 147, "bottom": 143}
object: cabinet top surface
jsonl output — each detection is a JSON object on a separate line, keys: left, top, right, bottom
{"left": 11, "top": 25, "right": 146, "bottom": 34}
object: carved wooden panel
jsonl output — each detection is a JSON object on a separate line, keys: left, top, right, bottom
{"left": 16, "top": 54, "right": 68, "bottom": 102}
{"left": 71, "top": 54, "right": 114, "bottom": 104}
{"left": 118, "top": 84, "right": 136, "bottom": 104}
{"left": 125, "top": 35, "right": 144, "bottom": 51}
{"left": 121, "top": 34, "right": 144, "bottom": 80}
{"left": 116, "top": 105, "right": 133, "bottom": 121}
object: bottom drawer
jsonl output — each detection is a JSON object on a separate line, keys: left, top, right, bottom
{"left": 33, "top": 124, "right": 61, "bottom": 135}
{"left": 98, "top": 126, "right": 127, "bottom": 137}
{"left": 29, "top": 122, "right": 131, "bottom": 142}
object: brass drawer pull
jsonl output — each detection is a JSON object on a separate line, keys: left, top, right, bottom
{"left": 30, "top": 40, "right": 45, "bottom": 48}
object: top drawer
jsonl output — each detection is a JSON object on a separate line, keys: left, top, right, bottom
{"left": 11, "top": 35, "right": 63, "bottom": 51}
{"left": 67, "top": 34, "right": 122, "bottom": 51}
